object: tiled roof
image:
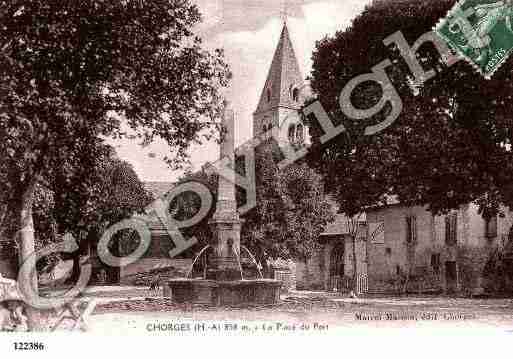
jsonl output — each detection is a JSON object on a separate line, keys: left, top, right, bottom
{"left": 254, "top": 22, "right": 304, "bottom": 114}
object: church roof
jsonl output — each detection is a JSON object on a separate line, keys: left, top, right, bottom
{"left": 254, "top": 22, "right": 304, "bottom": 115}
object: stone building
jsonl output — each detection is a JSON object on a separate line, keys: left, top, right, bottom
{"left": 84, "top": 181, "right": 192, "bottom": 284}
{"left": 295, "top": 214, "right": 367, "bottom": 291}
{"left": 117, "top": 182, "right": 192, "bottom": 284}
{"left": 366, "top": 201, "right": 513, "bottom": 294}
{"left": 295, "top": 199, "right": 513, "bottom": 295}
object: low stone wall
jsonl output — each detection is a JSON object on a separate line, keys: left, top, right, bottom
{"left": 120, "top": 258, "right": 192, "bottom": 278}
{"left": 120, "top": 258, "right": 192, "bottom": 286}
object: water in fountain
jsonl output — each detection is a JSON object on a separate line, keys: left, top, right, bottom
{"left": 186, "top": 245, "right": 211, "bottom": 279}
{"left": 240, "top": 245, "right": 264, "bottom": 279}
{"left": 231, "top": 247, "right": 244, "bottom": 280}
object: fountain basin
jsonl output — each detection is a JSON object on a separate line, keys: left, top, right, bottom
{"left": 163, "top": 279, "right": 282, "bottom": 306}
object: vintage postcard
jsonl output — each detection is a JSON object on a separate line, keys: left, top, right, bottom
{"left": 1, "top": 0, "right": 513, "bottom": 357}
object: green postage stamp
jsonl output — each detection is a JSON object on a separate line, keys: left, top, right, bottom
{"left": 435, "top": 0, "right": 513, "bottom": 78}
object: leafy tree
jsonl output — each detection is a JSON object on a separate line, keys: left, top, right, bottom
{"left": 168, "top": 140, "right": 334, "bottom": 277}
{"left": 0, "top": 0, "right": 230, "bottom": 328}
{"left": 172, "top": 166, "right": 218, "bottom": 250}
{"left": 308, "top": 0, "right": 513, "bottom": 222}
{"left": 2, "top": 146, "right": 153, "bottom": 282}
{"left": 52, "top": 149, "right": 153, "bottom": 283}
{"left": 241, "top": 141, "right": 335, "bottom": 274}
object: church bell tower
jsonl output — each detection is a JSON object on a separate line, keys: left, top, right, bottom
{"left": 253, "top": 22, "right": 306, "bottom": 141}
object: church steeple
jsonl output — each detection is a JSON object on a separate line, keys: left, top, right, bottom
{"left": 253, "top": 22, "right": 304, "bottom": 136}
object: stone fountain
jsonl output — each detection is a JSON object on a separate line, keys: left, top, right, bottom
{"left": 163, "top": 102, "right": 281, "bottom": 306}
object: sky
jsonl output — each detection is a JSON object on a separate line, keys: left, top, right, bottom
{"left": 110, "top": 0, "right": 372, "bottom": 183}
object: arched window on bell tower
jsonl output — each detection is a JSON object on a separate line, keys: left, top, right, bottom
{"left": 293, "top": 88, "right": 299, "bottom": 102}
{"left": 262, "top": 116, "right": 272, "bottom": 137}
{"left": 288, "top": 124, "right": 296, "bottom": 143}
{"left": 286, "top": 121, "right": 307, "bottom": 145}
{"left": 290, "top": 84, "right": 300, "bottom": 103}
{"left": 296, "top": 123, "right": 304, "bottom": 144}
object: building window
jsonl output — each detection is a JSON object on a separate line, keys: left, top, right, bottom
{"left": 385, "top": 247, "right": 391, "bottom": 255}
{"left": 431, "top": 253, "right": 441, "bottom": 274}
{"left": 485, "top": 215, "right": 498, "bottom": 238}
{"left": 445, "top": 213, "right": 457, "bottom": 245}
{"left": 288, "top": 124, "right": 296, "bottom": 143}
{"left": 292, "top": 87, "right": 299, "bottom": 102}
{"left": 267, "top": 88, "right": 272, "bottom": 102}
{"left": 405, "top": 215, "right": 417, "bottom": 244}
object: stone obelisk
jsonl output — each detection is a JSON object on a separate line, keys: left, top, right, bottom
{"left": 207, "top": 101, "right": 242, "bottom": 281}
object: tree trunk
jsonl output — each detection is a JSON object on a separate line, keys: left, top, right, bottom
{"left": 68, "top": 250, "right": 81, "bottom": 284}
{"left": 16, "top": 180, "right": 41, "bottom": 331}
{"left": 352, "top": 235, "right": 358, "bottom": 293}
{"left": 0, "top": 203, "right": 7, "bottom": 237}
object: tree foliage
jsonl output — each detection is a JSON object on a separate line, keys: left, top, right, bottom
{"left": 308, "top": 0, "right": 513, "bottom": 217}
{"left": 2, "top": 147, "right": 152, "bottom": 275}
{"left": 53, "top": 149, "right": 153, "bottom": 238}
{"left": 0, "top": 0, "right": 229, "bottom": 328}
{"left": 0, "top": 0, "right": 229, "bottom": 241}
{"left": 241, "top": 141, "right": 335, "bottom": 264}
{"left": 1, "top": 0, "right": 230, "bottom": 195}
{"left": 172, "top": 166, "right": 218, "bottom": 248}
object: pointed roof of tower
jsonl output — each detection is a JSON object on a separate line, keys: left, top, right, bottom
{"left": 254, "top": 22, "right": 304, "bottom": 115}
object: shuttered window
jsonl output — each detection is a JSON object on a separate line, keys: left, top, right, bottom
{"left": 445, "top": 213, "right": 457, "bottom": 245}
{"left": 406, "top": 216, "right": 417, "bottom": 243}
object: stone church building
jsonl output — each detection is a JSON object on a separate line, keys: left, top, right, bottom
{"left": 86, "top": 22, "right": 513, "bottom": 295}
{"left": 246, "top": 23, "right": 360, "bottom": 291}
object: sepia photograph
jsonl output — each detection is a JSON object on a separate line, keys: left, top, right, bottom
{"left": 1, "top": 0, "right": 513, "bottom": 356}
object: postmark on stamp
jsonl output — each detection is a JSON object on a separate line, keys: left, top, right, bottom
{"left": 435, "top": 0, "right": 513, "bottom": 78}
